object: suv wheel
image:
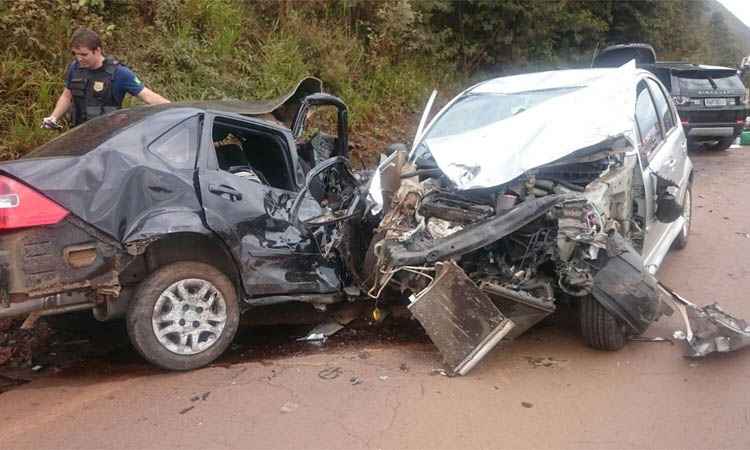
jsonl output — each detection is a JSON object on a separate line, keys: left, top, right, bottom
{"left": 127, "top": 262, "right": 240, "bottom": 371}
{"left": 580, "top": 296, "right": 626, "bottom": 351}
{"left": 672, "top": 184, "right": 692, "bottom": 250}
{"left": 708, "top": 136, "right": 735, "bottom": 151}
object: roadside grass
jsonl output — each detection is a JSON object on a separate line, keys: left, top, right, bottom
{"left": 0, "top": 1, "right": 457, "bottom": 162}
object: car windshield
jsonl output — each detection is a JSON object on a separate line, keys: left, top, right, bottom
{"left": 675, "top": 72, "right": 744, "bottom": 91}
{"left": 424, "top": 87, "right": 580, "bottom": 140}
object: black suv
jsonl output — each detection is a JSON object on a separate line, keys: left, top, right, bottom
{"left": 594, "top": 43, "right": 749, "bottom": 151}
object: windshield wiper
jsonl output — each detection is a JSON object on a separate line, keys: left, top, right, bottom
{"left": 707, "top": 76, "right": 718, "bottom": 89}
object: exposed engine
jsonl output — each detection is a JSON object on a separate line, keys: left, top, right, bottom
{"left": 368, "top": 146, "right": 643, "bottom": 306}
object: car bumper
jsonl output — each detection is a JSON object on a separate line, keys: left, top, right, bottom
{"left": 679, "top": 106, "right": 748, "bottom": 139}
{"left": 0, "top": 217, "right": 128, "bottom": 318}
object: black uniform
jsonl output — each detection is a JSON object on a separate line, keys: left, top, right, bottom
{"left": 65, "top": 57, "right": 144, "bottom": 126}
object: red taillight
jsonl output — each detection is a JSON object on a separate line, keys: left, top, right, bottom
{"left": 0, "top": 175, "right": 68, "bottom": 230}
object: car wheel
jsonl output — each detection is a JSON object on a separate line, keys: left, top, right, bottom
{"left": 708, "top": 137, "right": 735, "bottom": 151}
{"left": 672, "top": 184, "right": 692, "bottom": 250}
{"left": 580, "top": 295, "right": 626, "bottom": 351}
{"left": 126, "top": 262, "right": 240, "bottom": 371}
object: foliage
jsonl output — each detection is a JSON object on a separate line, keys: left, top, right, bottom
{"left": 1, "top": 0, "right": 749, "bottom": 160}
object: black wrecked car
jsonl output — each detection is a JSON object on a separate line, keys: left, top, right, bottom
{"left": 593, "top": 43, "right": 749, "bottom": 151}
{"left": 0, "top": 78, "right": 367, "bottom": 370}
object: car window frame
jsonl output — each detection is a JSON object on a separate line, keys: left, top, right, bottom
{"left": 146, "top": 114, "right": 202, "bottom": 170}
{"left": 199, "top": 113, "right": 299, "bottom": 192}
{"left": 645, "top": 77, "right": 677, "bottom": 138}
{"left": 634, "top": 79, "right": 665, "bottom": 163}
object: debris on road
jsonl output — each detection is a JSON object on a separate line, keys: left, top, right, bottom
{"left": 525, "top": 357, "right": 567, "bottom": 369}
{"left": 297, "top": 321, "right": 345, "bottom": 344}
{"left": 663, "top": 284, "right": 750, "bottom": 357}
{"left": 280, "top": 401, "right": 299, "bottom": 414}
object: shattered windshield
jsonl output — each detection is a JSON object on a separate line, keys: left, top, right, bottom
{"left": 424, "top": 87, "right": 580, "bottom": 140}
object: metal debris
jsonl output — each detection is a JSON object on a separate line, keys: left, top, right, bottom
{"left": 297, "top": 321, "right": 345, "bottom": 343}
{"left": 662, "top": 284, "right": 750, "bottom": 357}
{"left": 280, "top": 402, "right": 299, "bottom": 414}
{"left": 408, "top": 261, "right": 514, "bottom": 376}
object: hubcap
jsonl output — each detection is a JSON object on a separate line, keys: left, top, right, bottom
{"left": 151, "top": 279, "right": 228, "bottom": 355}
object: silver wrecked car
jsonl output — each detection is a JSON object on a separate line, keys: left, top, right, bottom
{"left": 363, "top": 63, "right": 695, "bottom": 372}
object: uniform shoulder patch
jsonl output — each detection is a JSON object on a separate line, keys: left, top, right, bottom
{"left": 133, "top": 76, "right": 142, "bottom": 85}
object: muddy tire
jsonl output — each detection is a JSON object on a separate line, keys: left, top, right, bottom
{"left": 580, "top": 296, "right": 626, "bottom": 351}
{"left": 672, "top": 184, "right": 692, "bottom": 250}
{"left": 126, "top": 262, "right": 240, "bottom": 371}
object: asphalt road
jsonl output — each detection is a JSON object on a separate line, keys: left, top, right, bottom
{"left": 1, "top": 148, "right": 750, "bottom": 450}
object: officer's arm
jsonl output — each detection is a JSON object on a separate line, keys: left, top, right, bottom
{"left": 49, "top": 88, "right": 73, "bottom": 122}
{"left": 137, "top": 88, "right": 170, "bottom": 105}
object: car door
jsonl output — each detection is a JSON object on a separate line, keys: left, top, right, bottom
{"left": 196, "top": 113, "right": 341, "bottom": 298}
{"left": 637, "top": 78, "right": 686, "bottom": 267}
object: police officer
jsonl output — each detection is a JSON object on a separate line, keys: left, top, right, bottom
{"left": 42, "top": 28, "right": 169, "bottom": 128}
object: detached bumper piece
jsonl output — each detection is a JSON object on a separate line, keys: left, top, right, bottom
{"left": 663, "top": 285, "right": 750, "bottom": 358}
{"left": 591, "top": 233, "right": 666, "bottom": 334}
{"left": 408, "top": 261, "right": 514, "bottom": 376}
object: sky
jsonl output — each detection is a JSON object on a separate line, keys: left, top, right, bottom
{"left": 717, "top": 0, "right": 750, "bottom": 27}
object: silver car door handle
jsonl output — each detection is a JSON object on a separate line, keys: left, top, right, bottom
{"left": 665, "top": 159, "right": 677, "bottom": 168}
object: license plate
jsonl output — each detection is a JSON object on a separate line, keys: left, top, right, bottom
{"left": 704, "top": 98, "right": 728, "bottom": 107}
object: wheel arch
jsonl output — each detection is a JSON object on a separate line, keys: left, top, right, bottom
{"left": 120, "top": 231, "right": 245, "bottom": 298}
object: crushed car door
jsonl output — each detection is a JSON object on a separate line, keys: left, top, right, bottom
{"left": 636, "top": 79, "right": 686, "bottom": 269}
{"left": 196, "top": 114, "right": 341, "bottom": 297}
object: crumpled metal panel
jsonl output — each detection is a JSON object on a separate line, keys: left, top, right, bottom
{"left": 408, "top": 261, "right": 514, "bottom": 376}
{"left": 662, "top": 285, "right": 750, "bottom": 358}
{"left": 591, "top": 232, "right": 665, "bottom": 334}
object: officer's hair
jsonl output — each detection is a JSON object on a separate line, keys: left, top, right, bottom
{"left": 70, "top": 28, "right": 102, "bottom": 51}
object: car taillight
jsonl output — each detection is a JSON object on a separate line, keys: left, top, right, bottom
{"left": 0, "top": 175, "right": 68, "bottom": 230}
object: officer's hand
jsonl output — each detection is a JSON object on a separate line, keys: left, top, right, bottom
{"left": 41, "top": 116, "right": 61, "bottom": 130}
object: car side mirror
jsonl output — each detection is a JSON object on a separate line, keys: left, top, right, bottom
{"left": 291, "top": 156, "right": 363, "bottom": 230}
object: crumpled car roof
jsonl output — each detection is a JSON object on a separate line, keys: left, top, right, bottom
{"left": 420, "top": 62, "right": 641, "bottom": 190}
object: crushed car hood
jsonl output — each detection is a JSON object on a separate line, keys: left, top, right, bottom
{"left": 420, "top": 62, "right": 640, "bottom": 190}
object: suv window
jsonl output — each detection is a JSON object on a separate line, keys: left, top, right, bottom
{"left": 675, "top": 72, "right": 744, "bottom": 91}
{"left": 148, "top": 115, "right": 200, "bottom": 169}
{"left": 646, "top": 78, "right": 675, "bottom": 133}
{"left": 635, "top": 82, "right": 663, "bottom": 159}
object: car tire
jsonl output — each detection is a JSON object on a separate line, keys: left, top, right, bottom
{"left": 672, "top": 184, "right": 692, "bottom": 250}
{"left": 580, "top": 295, "right": 626, "bottom": 351}
{"left": 708, "top": 137, "right": 735, "bottom": 151}
{"left": 126, "top": 262, "right": 240, "bottom": 371}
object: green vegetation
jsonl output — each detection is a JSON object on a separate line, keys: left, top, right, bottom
{"left": 1, "top": 0, "right": 748, "bottom": 161}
